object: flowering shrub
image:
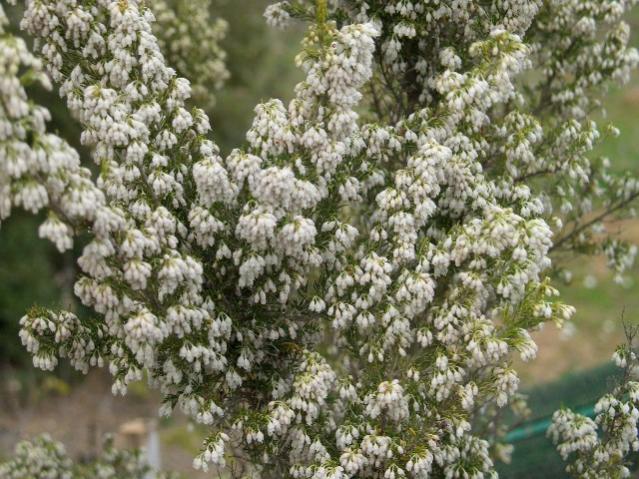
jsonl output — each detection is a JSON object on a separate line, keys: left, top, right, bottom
{"left": 151, "top": 0, "right": 229, "bottom": 111}
{"left": 550, "top": 325, "right": 639, "bottom": 478}
{"left": 0, "top": 434, "right": 175, "bottom": 479}
{"left": 2, "top": 0, "right": 639, "bottom": 477}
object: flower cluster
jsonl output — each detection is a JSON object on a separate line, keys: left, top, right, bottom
{"left": 282, "top": 0, "right": 639, "bottom": 281}
{"left": 522, "top": 0, "right": 639, "bottom": 279}
{"left": 0, "top": 434, "right": 174, "bottom": 479}
{"left": 151, "top": 0, "right": 229, "bottom": 112}
{"left": 2, "top": 0, "right": 639, "bottom": 478}
{"left": 0, "top": 1, "right": 102, "bottom": 252}
{"left": 19, "top": 0, "right": 240, "bottom": 408}
{"left": 0, "top": 434, "right": 72, "bottom": 479}
{"left": 550, "top": 334, "right": 639, "bottom": 478}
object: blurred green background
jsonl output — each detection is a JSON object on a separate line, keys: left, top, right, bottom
{"left": 1, "top": 1, "right": 639, "bottom": 477}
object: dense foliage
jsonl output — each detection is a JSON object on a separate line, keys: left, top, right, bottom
{"left": 2, "top": 0, "right": 639, "bottom": 478}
